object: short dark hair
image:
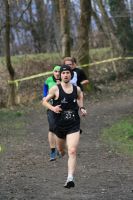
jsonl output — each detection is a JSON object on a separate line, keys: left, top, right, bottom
{"left": 60, "top": 64, "right": 74, "bottom": 79}
{"left": 72, "top": 57, "right": 77, "bottom": 64}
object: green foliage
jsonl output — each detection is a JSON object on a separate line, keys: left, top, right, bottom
{"left": 101, "top": 116, "right": 133, "bottom": 155}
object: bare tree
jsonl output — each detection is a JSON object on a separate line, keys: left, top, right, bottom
{"left": 4, "top": 0, "right": 16, "bottom": 106}
{"left": 59, "top": 0, "right": 71, "bottom": 57}
{"left": 96, "top": 0, "right": 121, "bottom": 52}
{"left": 108, "top": 0, "right": 133, "bottom": 56}
{"left": 77, "top": 0, "right": 91, "bottom": 76}
{"left": 51, "top": 0, "right": 61, "bottom": 52}
{"left": 34, "top": 0, "right": 47, "bottom": 52}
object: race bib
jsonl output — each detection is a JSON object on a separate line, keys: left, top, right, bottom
{"left": 61, "top": 110, "right": 76, "bottom": 121}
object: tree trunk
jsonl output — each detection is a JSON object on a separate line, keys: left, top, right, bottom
{"left": 4, "top": 0, "right": 16, "bottom": 106}
{"left": 97, "top": 0, "right": 121, "bottom": 53}
{"left": 51, "top": 0, "right": 61, "bottom": 51}
{"left": 77, "top": 0, "right": 91, "bottom": 77}
{"left": 59, "top": 0, "right": 71, "bottom": 58}
{"left": 34, "top": 0, "right": 47, "bottom": 52}
{"left": 108, "top": 0, "right": 133, "bottom": 56}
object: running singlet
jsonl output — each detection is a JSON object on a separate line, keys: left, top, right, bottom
{"left": 53, "top": 84, "right": 80, "bottom": 138}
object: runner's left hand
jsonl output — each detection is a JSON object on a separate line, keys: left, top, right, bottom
{"left": 80, "top": 108, "right": 87, "bottom": 116}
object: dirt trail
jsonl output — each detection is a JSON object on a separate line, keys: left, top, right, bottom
{"left": 0, "top": 93, "right": 133, "bottom": 200}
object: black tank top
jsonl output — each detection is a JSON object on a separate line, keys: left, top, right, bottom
{"left": 53, "top": 84, "right": 79, "bottom": 111}
{"left": 53, "top": 84, "right": 80, "bottom": 136}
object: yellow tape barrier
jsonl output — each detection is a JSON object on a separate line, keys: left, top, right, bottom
{"left": 8, "top": 71, "right": 53, "bottom": 87}
{"left": 8, "top": 56, "right": 133, "bottom": 86}
{"left": 81, "top": 56, "right": 133, "bottom": 67}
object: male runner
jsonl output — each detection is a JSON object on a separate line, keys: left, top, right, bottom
{"left": 42, "top": 65, "right": 87, "bottom": 188}
{"left": 43, "top": 65, "right": 61, "bottom": 161}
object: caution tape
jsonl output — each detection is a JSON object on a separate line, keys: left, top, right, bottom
{"left": 8, "top": 71, "right": 53, "bottom": 87}
{"left": 8, "top": 56, "right": 133, "bottom": 86}
{"left": 81, "top": 56, "right": 133, "bottom": 67}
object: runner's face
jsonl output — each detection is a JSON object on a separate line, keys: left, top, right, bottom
{"left": 64, "top": 61, "right": 74, "bottom": 70}
{"left": 61, "top": 71, "right": 71, "bottom": 83}
{"left": 53, "top": 70, "right": 60, "bottom": 79}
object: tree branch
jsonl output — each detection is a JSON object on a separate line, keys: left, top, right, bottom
{"left": 0, "top": 0, "right": 32, "bottom": 32}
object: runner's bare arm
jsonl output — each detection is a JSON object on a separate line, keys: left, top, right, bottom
{"left": 77, "top": 86, "right": 87, "bottom": 116}
{"left": 81, "top": 80, "right": 89, "bottom": 85}
{"left": 42, "top": 86, "right": 62, "bottom": 113}
{"left": 77, "top": 87, "right": 83, "bottom": 107}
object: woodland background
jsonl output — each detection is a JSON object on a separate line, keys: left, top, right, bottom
{"left": 0, "top": 0, "right": 133, "bottom": 106}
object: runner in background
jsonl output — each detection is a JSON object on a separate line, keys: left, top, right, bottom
{"left": 63, "top": 57, "right": 89, "bottom": 91}
{"left": 43, "top": 65, "right": 61, "bottom": 161}
{"left": 72, "top": 57, "right": 89, "bottom": 91}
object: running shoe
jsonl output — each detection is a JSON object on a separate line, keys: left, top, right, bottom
{"left": 64, "top": 177, "right": 75, "bottom": 188}
{"left": 50, "top": 150, "right": 56, "bottom": 161}
{"left": 57, "top": 151, "right": 66, "bottom": 158}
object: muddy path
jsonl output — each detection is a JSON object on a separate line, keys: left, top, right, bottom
{"left": 0, "top": 92, "right": 133, "bottom": 200}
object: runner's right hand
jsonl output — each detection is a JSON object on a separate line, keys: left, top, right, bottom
{"left": 53, "top": 105, "right": 62, "bottom": 113}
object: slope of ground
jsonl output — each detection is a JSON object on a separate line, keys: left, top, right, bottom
{"left": 0, "top": 81, "right": 133, "bottom": 200}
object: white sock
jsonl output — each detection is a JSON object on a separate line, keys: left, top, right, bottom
{"left": 67, "top": 175, "right": 74, "bottom": 181}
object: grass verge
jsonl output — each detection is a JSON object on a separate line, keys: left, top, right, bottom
{"left": 0, "top": 108, "right": 27, "bottom": 153}
{"left": 101, "top": 116, "right": 133, "bottom": 156}
{"left": 0, "top": 108, "right": 26, "bottom": 137}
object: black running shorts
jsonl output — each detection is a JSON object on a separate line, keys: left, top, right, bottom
{"left": 47, "top": 109, "right": 56, "bottom": 132}
{"left": 54, "top": 110, "right": 80, "bottom": 139}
